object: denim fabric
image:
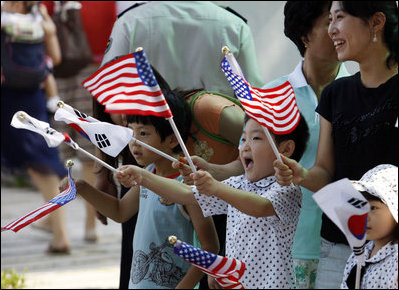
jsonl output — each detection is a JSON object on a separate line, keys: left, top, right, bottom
{"left": 315, "top": 238, "right": 352, "bottom": 289}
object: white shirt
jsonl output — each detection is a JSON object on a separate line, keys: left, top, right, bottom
{"left": 193, "top": 175, "right": 301, "bottom": 289}
{"left": 341, "top": 241, "right": 398, "bottom": 289}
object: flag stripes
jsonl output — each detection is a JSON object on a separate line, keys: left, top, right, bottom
{"left": 82, "top": 50, "right": 172, "bottom": 118}
{"left": 173, "top": 239, "right": 245, "bottom": 289}
{"left": 1, "top": 166, "right": 76, "bottom": 233}
{"left": 221, "top": 57, "right": 300, "bottom": 135}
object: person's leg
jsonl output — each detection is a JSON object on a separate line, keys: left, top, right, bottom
{"left": 315, "top": 238, "right": 352, "bottom": 289}
{"left": 27, "top": 168, "right": 70, "bottom": 250}
{"left": 81, "top": 161, "right": 98, "bottom": 242}
{"left": 293, "top": 258, "right": 319, "bottom": 289}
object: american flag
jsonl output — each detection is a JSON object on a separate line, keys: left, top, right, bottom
{"left": 173, "top": 238, "right": 246, "bottom": 289}
{"left": 1, "top": 166, "right": 76, "bottom": 233}
{"left": 82, "top": 50, "right": 172, "bottom": 118}
{"left": 221, "top": 57, "right": 300, "bottom": 135}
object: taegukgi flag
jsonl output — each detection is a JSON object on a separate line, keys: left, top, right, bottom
{"left": 54, "top": 106, "right": 133, "bottom": 157}
{"left": 11, "top": 111, "right": 65, "bottom": 147}
{"left": 313, "top": 178, "right": 370, "bottom": 256}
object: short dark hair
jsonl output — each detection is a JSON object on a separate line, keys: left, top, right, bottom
{"left": 244, "top": 112, "right": 309, "bottom": 162}
{"left": 126, "top": 89, "right": 191, "bottom": 154}
{"left": 284, "top": 1, "right": 331, "bottom": 57}
{"left": 361, "top": 191, "right": 398, "bottom": 244}
{"left": 330, "top": 1, "right": 398, "bottom": 69}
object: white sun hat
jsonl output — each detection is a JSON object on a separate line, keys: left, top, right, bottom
{"left": 351, "top": 164, "right": 398, "bottom": 223}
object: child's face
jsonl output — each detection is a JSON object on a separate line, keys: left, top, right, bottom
{"left": 239, "top": 119, "right": 277, "bottom": 182}
{"left": 128, "top": 122, "right": 172, "bottom": 167}
{"left": 366, "top": 200, "right": 397, "bottom": 243}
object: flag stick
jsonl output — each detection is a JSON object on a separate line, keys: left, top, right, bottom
{"left": 131, "top": 137, "right": 188, "bottom": 166}
{"left": 167, "top": 118, "right": 197, "bottom": 174}
{"left": 134, "top": 47, "right": 196, "bottom": 173}
{"left": 222, "top": 46, "right": 283, "bottom": 163}
{"left": 65, "top": 137, "right": 119, "bottom": 173}
{"left": 355, "top": 262, "right": 361, "bottom": 289}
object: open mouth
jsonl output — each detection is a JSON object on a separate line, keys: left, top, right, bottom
{"left": 244, "top": 158, "right": 254, "bottom": 170}
{"left": 333, "top": 40, "right": 345, "bottom": 50}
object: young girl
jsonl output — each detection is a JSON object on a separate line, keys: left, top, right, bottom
{"left": 116, "top": 115, "right": 309, "bottom": 289}
{"left": 342, "top": 164, "right": 398, "bottom": 289}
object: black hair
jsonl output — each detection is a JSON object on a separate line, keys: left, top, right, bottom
{"left": 284, "top": 1, "right": 331, "bottom": 57}
{"left": 244, "top": 112, "right": 309, "bottom": 162}
{"left": 126, "top": 89, "right": 191, "bottom": 154}
{"left": 361, "top": 191, "right": 398, "bottom": 243}
{"left": 331, "top": 1, "right": 398, "bottom": 69}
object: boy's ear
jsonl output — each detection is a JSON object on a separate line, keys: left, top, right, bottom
{"left": 168, "top": 134, "right": 179, "bottom": 150}
{"left": 278, "top": 139, "right": 295, "bottom": 159}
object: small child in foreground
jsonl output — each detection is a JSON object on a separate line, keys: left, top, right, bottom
{"left": 342, "top": 164, "right": 398, "bottom": 289}
{"left": 116, "top": 114, "right": 309, "bottom": 288}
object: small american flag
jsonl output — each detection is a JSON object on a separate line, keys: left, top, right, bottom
{"left": 1, "top": 166, "right": 76, "bottom": 233}
{"left": 172, "top": 238, "right": 246, "bottom": 289}
{"left": 82, "top": 50, "right": 172, "bottom": 118}
{"left": 221, "top": 57, "right": 300, "bottom": 135}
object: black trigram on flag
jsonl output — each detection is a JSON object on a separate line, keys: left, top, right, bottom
{"left": 95, "top": 134, "right": 111, "bottom": 148}
{"left": 74, "top": 109, "right": 88, "bottom": 119}
{"left": 352, "top": 244, "right": 365, "bottom": 256}
{"left": 347, "top": 197, "right": 368, "bottom": 209}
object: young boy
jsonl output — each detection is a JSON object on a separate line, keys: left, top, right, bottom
{"left": 342, "top": 164, "right": 398, "bottom": 289}
{"left": 116, "top": 114, "right": 309, "bottom": 288}
{"left": 62, "top": 90, "right": 219, "bottom": 289}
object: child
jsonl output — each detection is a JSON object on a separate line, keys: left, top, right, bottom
{"left": 116, "top": 114, "right": 310, "bottom": 289}
{"left": 62, "top": 90, "right": 219, "bottom": 289}
{"left": 342, "top": 164, "right": 398, "bottom": 289}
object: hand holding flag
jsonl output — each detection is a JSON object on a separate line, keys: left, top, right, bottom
{"left": 2, "top": 160, "right": 76, "bottom": 233}
{"left": 313, "top": 178, "right": 370, "bottom": 289}
{"left": 169, "top": 236, "right": 246, "bottom": 289}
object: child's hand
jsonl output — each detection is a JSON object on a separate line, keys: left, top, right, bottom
{"left": 38, "top": 4, "right": 56, "bottom": 36}
{"left": 58, "top": 176, "right": 71, "bottom": 193}
{"left": 207, "top": 276, "right": 222, "bottom": 289}
{"left": 115, "top": 165, "right": 142, "bottom": 188}
{"left": 192, "top": 170, "right": 217, "bottom": 197}
{"left": 172, "top": 156, "right": 208, "bottom": 185}
{"left": 273, "top": 154, "right": 306, "bottom": 186}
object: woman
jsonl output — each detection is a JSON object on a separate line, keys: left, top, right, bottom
{"left": 274, "top": 2, "right": 398, "bottom": 288}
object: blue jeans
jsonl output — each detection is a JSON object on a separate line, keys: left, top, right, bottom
{"left": 315, "top": 238, "right": 352, "bottom": 289}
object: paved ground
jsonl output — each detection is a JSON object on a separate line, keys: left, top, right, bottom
{"left": 1, "top": 184, "right": 123, "bottom": 289}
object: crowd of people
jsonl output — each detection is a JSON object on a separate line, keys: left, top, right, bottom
{"left": 1, "top": 1, "right": 397, "bottom": 289}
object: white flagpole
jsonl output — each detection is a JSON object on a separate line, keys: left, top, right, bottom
{"left": 167, "top": 117, "right": 197, "bottom": 174}
{"left": 222, "top": 46, "right": 282, "bottom": 163}
{"left": 64, "top": 136, "right": 119, "bottom": 174}
{"left": 131, "top": 137, "right": 182, "bottom": 165}
{"left": 355, "top": 262, "right": 361, "bottom": 289}
{"left": 134, "top": 47, "right": 197, "bottom": 174}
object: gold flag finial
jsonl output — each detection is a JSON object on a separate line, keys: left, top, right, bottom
{"left": 57, "top": 101, "right": 65, "bottom": 108}
{"left": 168, "top": 235, "right": 177, "bottom": 245}
{"left": 135, "top": 47, "right": 143, "bottom": 52}
{"left": 66, "top": 160, "right": 74, "bottom": 167}
{"left": 222, "top": 46, "right": 230, "bottom": 55}
{"left": 17, "top": 111, "right": 26, "bottom": 120}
